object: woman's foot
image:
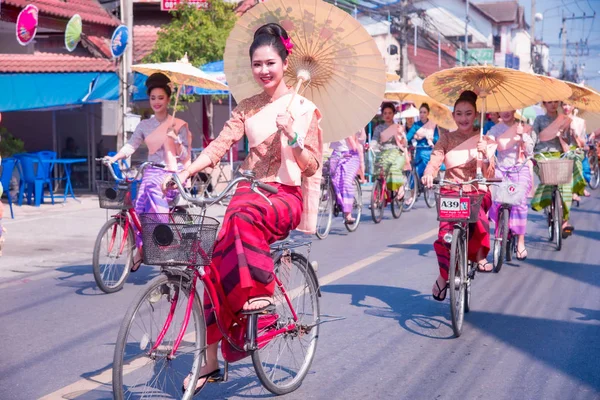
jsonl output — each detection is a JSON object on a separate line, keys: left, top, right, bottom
{"left": 344, "top": 212, "right": 356, "bottom": 224}
{"left": 573, "top": 193, "right": 581, "bottom": 202}
{"left": 242, "top": 296, "right": 274, "bottom": 312}
{"left": 131, "top": 249, "right": 143, "bottom": 272}
{"left": 432, "top": 275, "right": 448, "bottom": 301}
{"left": 182, "top": 363, "right": 220, "bottom": 395}
{"left": 396, "top": 187, "right": 405, "bottom": 201}
{"left": 516, "top": 246, "right": 528, "bottom": 260}
{"left": 477, "top": 260, "right": 493, "bottom": 273}
{"left": 584, "top": 189, "right": 591, "bottom": 197}
{"left": 562, "top": 221, "right": 574, "bottom": 239}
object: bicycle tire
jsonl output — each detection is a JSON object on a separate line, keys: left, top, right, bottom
{"left": 252, "top": 253, "right": 320, "bottom": 395}
{"left": 506, "top": 235, "right": 514, "bottom": 262}
{"left": 402, "top": 170, "right": 418, "bottom": 211}
{"left": 92, "top": 217, "right": 134, "bottom": 294}
{"left": 589, "top": 155, "right": 600, "bottom": 190}
{"left": 493, "top": 208, "right": 509, "bottom": 273}
{"left": 371, "top": 180, "right": 385, "bottom": 223}
{"left": 345, "top": 178, "right": 362, "bottom": 232}
{"left": 113, "top": 273, "right": 205, "bottom": 400}
{"left": 424, "top": 186, "right": 436, "bottom": 208}
{"left": 449, "top": 227, "right": 466, "bottom": 338}
{"left": 464, "top": 268, "right": 471, "bottom": 314}
{"left": 547, "top": 203, "right": 555, "bottom": 242}
{"left": 554, "top": 189, "right": 563, "bottom": 251}
{"left": 315, "top": 180, "right": 334, "bottom": 239}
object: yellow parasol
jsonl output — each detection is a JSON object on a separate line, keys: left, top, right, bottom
{"left": 535, "top": 74, "right": 572, "bottom": 102}
{"left": 385, "top": 82, "right": 457, "bottom": 130}
{"left": 563, "top": 82, "right": 600, "bottom": 112}
{"left": 223, "top": 0, "right": 386, "bottom": 142}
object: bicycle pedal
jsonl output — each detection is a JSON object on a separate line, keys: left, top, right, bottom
{"left": 240, "top": 304, "right": 276, "bottom": 315}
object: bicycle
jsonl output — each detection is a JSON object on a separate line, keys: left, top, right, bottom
{"left": 403, "top": 146, "right": 436, "bottom": 211}
{"left": 112, "top": 170, "right": 321, "bottom": 399}
{"left": 490, "top": 160, "right": 530, "bottom": 273}
{"left": 370, "top": 157, "right": 407, "bottom": 223}
{"left": 587, "top": 140, "right": 599, "bottom": 190}
{"left": 534, "top": 153, "right": 574, "bottom": 251}
{"left": 433, "top": 176, "right": 501, "bottom": 337}
{"left": 93, "top": 160, "right": 191, "bottom": 293}
{"left": 315, "top": 157, "right": 363, "bottom": 239}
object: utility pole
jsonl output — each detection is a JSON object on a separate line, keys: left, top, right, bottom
{"left": 530, "top": 0, "right": 536, "bottom": 41}
{"left": 464, "top": 0, "right": 470, "bottom": 66}
{"left": 118, "top": 0, "right": 133, "bottom": 149}
{"left": 561, "top": 12, "right": 567, "bottom": 79}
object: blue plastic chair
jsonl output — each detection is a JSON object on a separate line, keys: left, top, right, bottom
{"left": 107, "top": 151, "right": 130, "bottom": 181}
{"left": 1, "top": 157, "right": 17, "bottom": 218}
{"left": 16, "top": 154, "right": 55, "bottom": 207}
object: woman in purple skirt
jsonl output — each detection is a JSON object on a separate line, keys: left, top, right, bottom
{"left": 329, "top": 132, "right": 364, "bottom": 223}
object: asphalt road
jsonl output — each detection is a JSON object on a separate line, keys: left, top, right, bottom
{"left": 1, "top": 189, "right": 598, "bottom": 400}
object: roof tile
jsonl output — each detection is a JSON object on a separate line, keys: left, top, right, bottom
{"left": 0, "top": 52, "right": 116, "bottom": 72}
{"left": 407, "top": 44, "right": 456, "bottom": 78}
{"left": 133, "top": 24, "right": 160, "bottom": 63}
{"left": 3, "top": 0, "right": 120, "bottom": 27}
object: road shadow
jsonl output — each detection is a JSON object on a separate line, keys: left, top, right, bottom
{"left": 321, "top": 284, "right": 454, "bottom": 340}
{"left": 55, "top": 264, "right": 160, "bottom": 296}
{"left": 388, "top": 243, "right": 434, "bottom": 257}
{"left": 526, "top": 258, "right": 600, "bottom": 288}
{"left": 574, "top": 229, "right": 600, "bottom": 241}
{"left": 468, "top": 311, "right": 600, "bottom": 391}
{"left": 570, "top": 308, "right": 600, "bottom": 322}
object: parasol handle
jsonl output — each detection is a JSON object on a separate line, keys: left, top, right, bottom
{"left": 285, "top": 77, "right": 306, "bottom": 112}
{"left": 169, "top": 84, "right": 183, "bottom": 126}
{"left": 476, "top": 96, "right": 487, "bottom": 178}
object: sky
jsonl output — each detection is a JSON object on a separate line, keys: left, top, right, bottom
{"left": 479, "top": 0, "right": 600, "bottom": 91}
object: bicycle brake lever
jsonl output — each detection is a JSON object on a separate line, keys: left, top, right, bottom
{"left": 251, "top": 183, "right": 273, "bottom": 206}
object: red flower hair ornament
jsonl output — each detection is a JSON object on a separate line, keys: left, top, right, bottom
{"left": 280, "top": 36, "right": 294, "bottom": 55}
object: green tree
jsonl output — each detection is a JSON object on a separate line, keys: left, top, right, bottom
{"left": 144, "top": 0, "right": 237, "bottom": 66}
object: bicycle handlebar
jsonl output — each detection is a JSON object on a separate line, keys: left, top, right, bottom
{"left": 169, "top": 169, "right": 278, "bottom": 207}
{"left": 433, "top": 177, "right": 503, "bottom": 186}
{"left": 95, "top": 158, "right": 163, "bottom": 182}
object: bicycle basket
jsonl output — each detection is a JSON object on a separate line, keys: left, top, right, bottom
{"left": 537, "top": 159, "right": 573, "bottom": 185}
{"left": 140, "top": 212, "right": 219, "bottom": 267}
{"left": 435, "top": 192, "right": 484, "bottom": 223}
{"left": 491, "top": 181, "right": 526, "bottom": 206}
{"left": 96, "top": 180, "right": 133, "bottom": 209}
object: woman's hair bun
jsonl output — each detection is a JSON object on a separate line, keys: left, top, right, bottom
{"left": 249, "top": 23, "right": 291, "bottom": 61}
{"left": 146, "top": 72, "right": 172, "bottom": 97}
{"left": 458, "top": 90, "right": 477, "bottom": 103}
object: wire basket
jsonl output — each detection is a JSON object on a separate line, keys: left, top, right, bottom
{"left": 435, "top": 192, "right": 484, "bottom": 223}
{"left": 140, "top": 212, "right": 219, "bottom": 267}
{"left": 96, "top": 180, "right": 133, "bottom": 209}
{"left": 491, "top": 181, "right": 526, "bottom": 206}
{"left": 537, "top": 159, "right": 573, "bottom": 185}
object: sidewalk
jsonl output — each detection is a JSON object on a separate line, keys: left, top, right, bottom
{"left": 0, "top": 194, "right": 227, "bottom": 280}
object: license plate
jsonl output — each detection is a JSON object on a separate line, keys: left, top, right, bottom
{"left": 439, "top": 197, "right": 471, "bottom": 219}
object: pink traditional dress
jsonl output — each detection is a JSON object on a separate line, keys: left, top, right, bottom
{"left": 200, "top": 90, "right": 323, "bottom": 345}
{"left": 424, "top": 129, "right": 496, "bottom": 280}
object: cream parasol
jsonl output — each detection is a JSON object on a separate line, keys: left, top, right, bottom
{"left": 563, "top": 82, "right": 600, "bottom": 112}
{"left": 535, "top": 74, "right": 573, "bottom": 102}
{"left": 385, "top": 82, "right": 457, "bottom": 130}
{"left": 223, "top": 0, "right": 386, "bottom": 142}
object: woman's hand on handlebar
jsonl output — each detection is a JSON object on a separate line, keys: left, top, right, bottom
{"left": 422, "top": 174, "right": 434, "bottom": 189}
{"left": 103, "top": 155, "right": 116, "bottom": 165}
{"left": 177, "top": 169, "right": 191, "bottom": 185}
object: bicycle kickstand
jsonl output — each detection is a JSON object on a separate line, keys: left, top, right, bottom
{"left": 223, "top": 361, "right": 229, "bottom": 382}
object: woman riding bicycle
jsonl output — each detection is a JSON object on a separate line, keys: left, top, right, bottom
{"left": 487, "top": 110, "right": 534, "bottom": 260}
{"left": 176, "top": 23, "right": 323, "bottom": 394}
{"left": 105, "top": 73, "right": 192, "bottom": 271}
{"left": 372, "top": 102, "right": 407, "bottom": 201}
{"left": 560, "top": 102, "right": 590, "bottom": 201}
{"left": 406, "top": 103, "right": 443, "bottom": 180}
{"left": 329, "top": 132, "right": 365, "bottom": 224}
{"left": 422, "top": 90, "right": 497, "bottom": 300}
{"left": 530, "top": 100, "right": 579, "bottom": 238}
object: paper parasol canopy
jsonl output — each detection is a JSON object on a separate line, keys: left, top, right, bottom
{"left": 16, "top": 4, "right": 39, "bottom": 46}
{"left": 563, "top": 82, "right": 600, "bottom": 112}
{"left": 65, "top": 14, "right": 82, "bottom": 52}
{"left": 223, "top": 0, "right": 386, "bottom": 143}
{"left": 535, "top": 75, "right": 572, "bottom": 102}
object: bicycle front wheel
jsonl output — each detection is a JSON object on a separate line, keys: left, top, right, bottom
{"left": 315, "top": 180, "right": 334, "bottom": 240}
{"left": 253, "top": 253, "right": 320, "bottom": 395}
{"left": 344, "top": 177, "right": 363, "bottom": 232}
{"left": 589, "top": 155, "right": 600, "bottom": 189}
{"left": 554, "top": 189, "right": 563, "bottom": 251}
{"left": 370, "top": 180, "right": 385, "bottom": 223}
{"left": 92, "top": 217, "right": 134, "bottom": 293}
{"left": 493, "top": 208, "right": 509, "bottom": 273}
{"left": 113, "top": 273, "right": 205, "bottom": 400}
{"left": 402, "top": 170, "right": 417, "bottom": 211}
{"left": 449, "top": 227, "right": 466, "bottom": 338}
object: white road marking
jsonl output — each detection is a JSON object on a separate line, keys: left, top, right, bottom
{"left": 38, "top": 228, "right": 438, "bottom": 399}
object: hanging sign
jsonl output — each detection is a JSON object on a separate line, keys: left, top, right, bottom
{"left": 110, "top": 25, "right": 129, "bottom": 58}
{"left": 161, "top": 0, "right": 208, "bottom": 11}
{"left": 16, "top": 4, "right": 39, "bottom": 46}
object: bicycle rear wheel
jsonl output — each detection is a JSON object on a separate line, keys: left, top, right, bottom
{"left": 449, "top": 227, "right": 466, "bottom": 338}
{"left": 92, "top": 217, "right": 134, "bottom": 293}
{"left": 113, "top": 273, "right": 205, "bottom": 400}
{"left": 370, "top": 180, "right": 385, "bottom": 223}
{"left": 493, "top": 208, "right": 509, "bottom": 273}
{"left": 315, "top": 180, "right": 334, "bottom": 239}
{"left": 554, "top": 189, "right": 563, "bottom": 251}
{"left": 252, "top": 253, "right": 320, "bottom": 395}
{"left": 589, "top": 155, "right": 600, "bottom": 190}
{"left": 402, "top": 170, "right": 417, "bottom": 211}
{"left": 424, "top": 185, "right": 436, "bottom": 208}
{"left": 344, "top": 178, "right": 363, "bottom": 232}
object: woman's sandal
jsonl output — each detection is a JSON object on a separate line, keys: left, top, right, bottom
{"left": 130, "top": 257, "right": 143, "bottom": 273}
{"left": 241, "top": 297, "right": 275, "bottom": 314}
{"left": 182, "top": 368, "right": 221, "bottom": 395}
{"left": 432, "top": 280, "right": 448, "bottom": 302}
{"left": 477, "top": 261, "right": 493, "bottom": 273}
{"left": 516, "top": 248, "right": 528, "bottom": 261}
{"left": 562, "top": 225, "right": 574, "bottom": 239}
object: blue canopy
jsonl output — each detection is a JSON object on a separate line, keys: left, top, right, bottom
{"left": 194, "top": 60, "right": 229, "bottom": 96}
